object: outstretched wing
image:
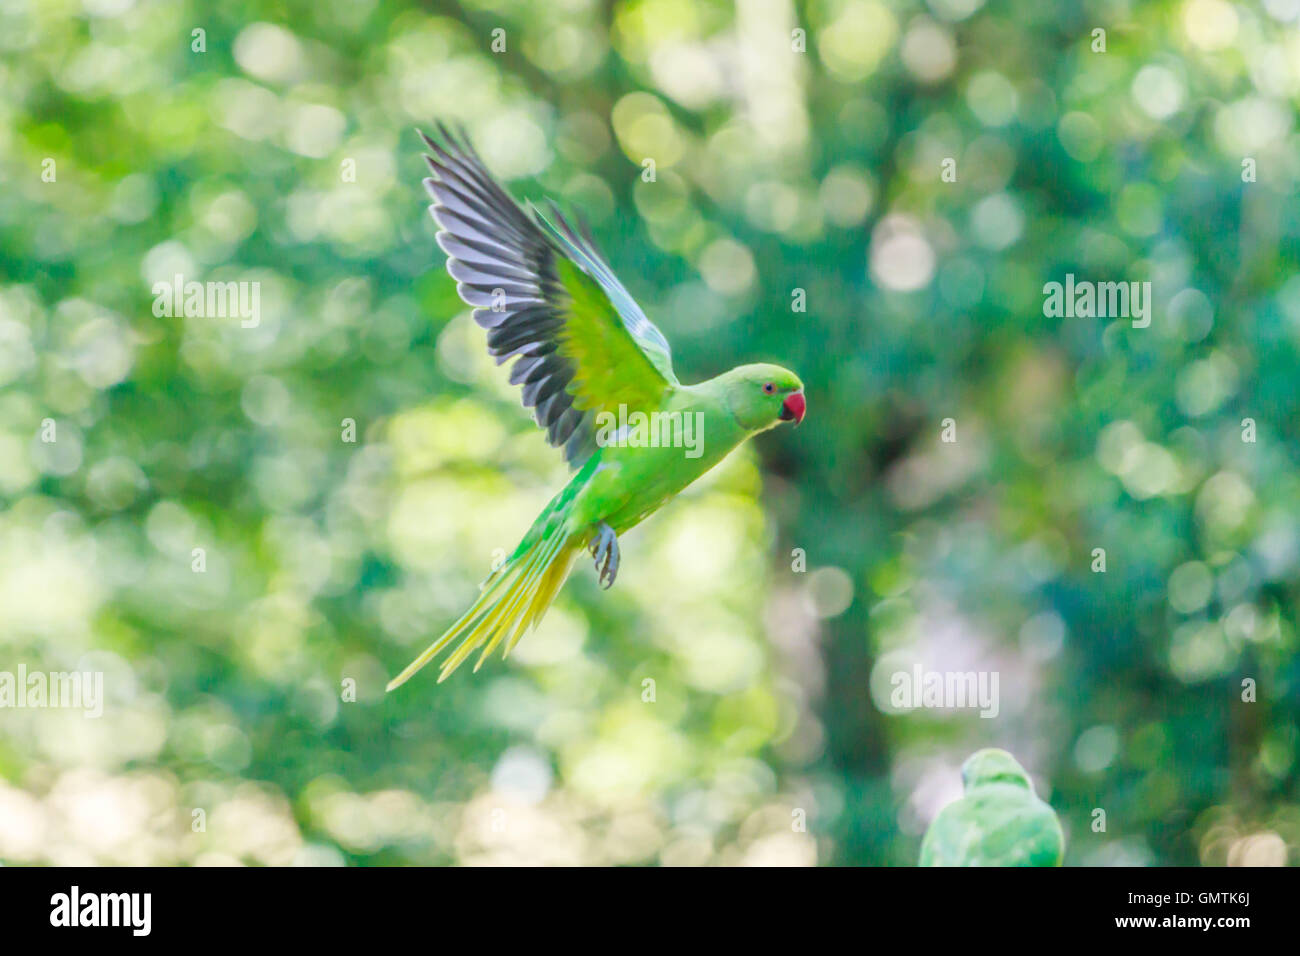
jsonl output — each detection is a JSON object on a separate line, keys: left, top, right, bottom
{"left": 419, "top": 124, "right": 678, "bottom": 469}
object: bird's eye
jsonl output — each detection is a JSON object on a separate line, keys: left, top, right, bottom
{"left": 762, "top": 382, "right": 775, "bottom": 394}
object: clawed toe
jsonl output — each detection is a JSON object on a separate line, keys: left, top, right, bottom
{"left": 599, "top": 544, "right": 619, "bottom": 589}
{"left": 590, "top": 522, "right": 620, "bottom": 589}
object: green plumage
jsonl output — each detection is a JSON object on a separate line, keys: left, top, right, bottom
{"left": 919, "top": 749, "right": 1064, "bottom": 867}
{"left": 387, "top": 124, "right": 805, "bottom": 690}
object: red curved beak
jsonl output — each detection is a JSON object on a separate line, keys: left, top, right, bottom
{"left": 781, "top": 390, "right": 806, "bottom": 425}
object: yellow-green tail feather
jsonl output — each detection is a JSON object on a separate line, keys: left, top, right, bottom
{"left": 385, "top": 532, "right": 580, "bottom": 691}
{"left": 506, "top": 548, "right": 579, "bottom": 658}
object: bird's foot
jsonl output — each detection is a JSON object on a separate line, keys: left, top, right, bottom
{"left": 588, "top": 522, "right": 620, "bottom": 589}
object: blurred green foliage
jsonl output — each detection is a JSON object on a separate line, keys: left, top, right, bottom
{"left": 0, "top": 0, "right": 1297, "bottom": 865}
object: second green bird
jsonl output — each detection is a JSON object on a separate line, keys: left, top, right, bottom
{"left": 387, "top": 125, "right": 806, "bottom": 690}
{"left": 920, "top": 749, "right": 1065, "bottom": 866}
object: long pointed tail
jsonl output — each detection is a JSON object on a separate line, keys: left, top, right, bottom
{"left": 386, "top": 532, "right": 581, "bottom": 691}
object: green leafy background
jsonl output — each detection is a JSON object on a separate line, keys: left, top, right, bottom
{"left": 0, "top": 0, "right": 1296, "bottom": 865}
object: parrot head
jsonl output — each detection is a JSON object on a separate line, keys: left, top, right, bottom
{"left": 960, "top": 748, "right": 1034, "bottom": 792}
{"left": 720, "top": 363, "right": 805, "bottom": 432}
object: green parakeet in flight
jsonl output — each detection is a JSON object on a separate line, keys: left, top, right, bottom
{"left": 386, "top": 124, "right": 806, "bottom": 691}
{"left": 919, "top": 749, "right": 1064, "bottom": 867}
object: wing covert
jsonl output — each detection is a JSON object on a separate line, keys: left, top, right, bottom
{"left": 420, "top": 123, "right": 676, "bottom": 469}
